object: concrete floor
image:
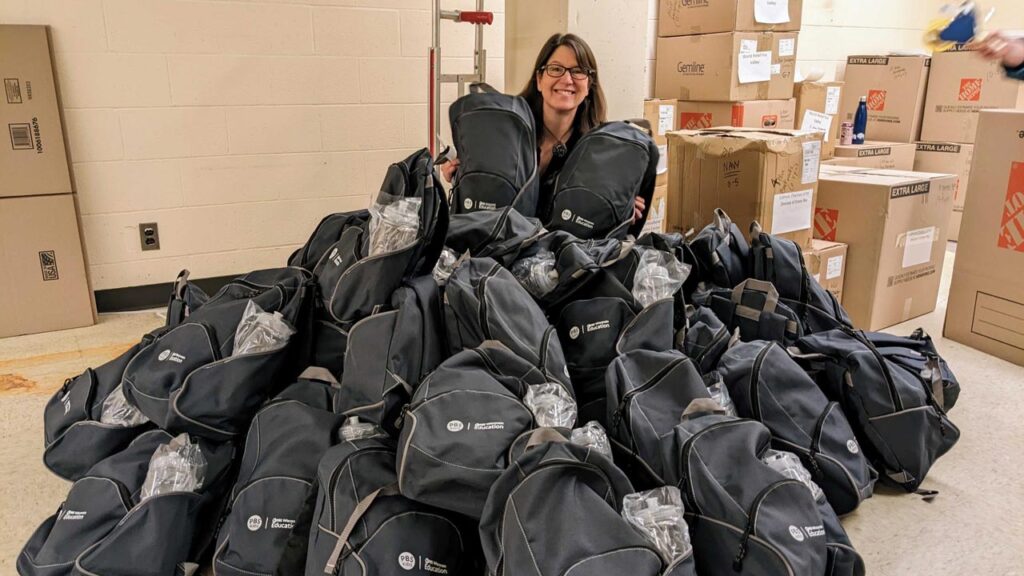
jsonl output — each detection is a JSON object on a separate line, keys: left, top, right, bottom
{"left": 1, "top": 247, "right": 1022, "bottom": 575}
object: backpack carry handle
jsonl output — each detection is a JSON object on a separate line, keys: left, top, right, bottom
{"left": 731, "top": 278, "right": 780, "bottom": 315}
{"left": 680, "top": 398, "right": 729, "bottom": 421}
{"left": 525, "top": 427, "right": 569, "bottom": 450}
{"left": 469, "top": 82, "right": 501, "bottom": 95}
{"left": 625, "top": 118, "right": 654, "bottom": 137}
{"left": 324, "top": 484, "right": 400, "bottom": 574}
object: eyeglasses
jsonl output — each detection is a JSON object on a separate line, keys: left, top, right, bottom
{"left": 539, "top": 64, "right": 593, "bottom": 80}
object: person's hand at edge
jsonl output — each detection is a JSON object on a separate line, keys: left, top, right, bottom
{"left": 440, "top": 158, "right": 461, "bottom": 183}
{"left": 633, "top": 196, "right": 646, "bottom": 224}
{"left": 969, "top": 31, "right": 1024, "bottom": 69}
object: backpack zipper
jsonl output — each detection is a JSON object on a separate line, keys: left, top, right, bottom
{"left": 677, "top": 420, "right": 747, "bottom": 513}
{"left": 475, "top": 264, "right": 503, "bottom": 341}
{"left": 747, "top": 343, "right": 773, "bottom": 422}
{"left": 842, "top": 327, "right": 903, "bottom": 412}
{"left": 326, "top": 448, "right": 394, "bottom": 531}
{"left": 806, "top": 402, "right": 837, "bottom": 481}
{"left": 733, "top": 479, "right": 804, "bottom": 572}
{"left": 610, "top": 356, "right": 689, "bottom": 442}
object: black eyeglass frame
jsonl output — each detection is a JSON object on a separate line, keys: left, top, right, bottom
{"left": 538, "top": 64, "right": 594, "bottom": 80}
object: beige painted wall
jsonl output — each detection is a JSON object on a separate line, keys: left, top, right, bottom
{"left": 0, "top": 0, "right": 504, "bottom": 290}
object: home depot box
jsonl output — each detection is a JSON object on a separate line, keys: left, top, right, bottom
{"left": 945, "top": 110, "right": 1024, "bottom": 365}
{"left": 667, "top": 127, "right": 822, "bottom": 246}
{"left": 839, "top": 55, "right": 931, "bottom": 144}
{"left": 642, "top": 184, "right": 669, "bottom": 234}
{"left": 921, "top": 49, "right": 1024, "bottom": 144}
{"left": 802, "top": 239, "right": 847, "bottom": 303}
{"left": 794, "top": 81, "right": 844, "bottom": 159}
{"left": 823, "top": 142, "right": 916, "bottom": 170}
{"left": 658, "top": 0, "right": 803, "bottom": 37}
{"left": 0, "top": 194, "right": 95, "bottom": 337}
{"left": 814, "top": 169, "right": 956, "bottom": 330}
{"left": 0, "top": 25, "right": 72, "bottom": 198}
{"left": 914, "top": 142, "right": 974, "bottom": 241}
{"left": 655, "top": 32, "right": 797, "bottom": 102}
{"left": 644, "top": 99, "right": 678, "bottom": 146}
{"left": 676, "top": 99, "right": 795, "bottom": 130}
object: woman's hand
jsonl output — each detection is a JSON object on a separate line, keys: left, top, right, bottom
{"left": 633, "top": 196, "right": 646, "bottom": 223}
{"left": 440, "top": 158, "right": 461, "bottom": 183}
{"left": 971, "top": 32, "right": 1024, "bottom": 69}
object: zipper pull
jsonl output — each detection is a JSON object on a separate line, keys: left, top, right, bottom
{"left": 395, "top": 405, "right": 411, "bottom": 430}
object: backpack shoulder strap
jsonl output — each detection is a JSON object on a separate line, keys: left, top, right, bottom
{"left": 323, "top": 484, "right": 400, "bottom": 574}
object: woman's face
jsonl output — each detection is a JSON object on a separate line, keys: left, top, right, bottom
{"left": 536, "top": 45, "right": 590, "bottom": 114}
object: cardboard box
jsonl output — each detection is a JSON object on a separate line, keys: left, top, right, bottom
{"left": 823, "top": 142, "right": 916, "bottom": 170}
{"left": 921, "top": 49, "right": 1024, "bottom": 144}
{"left": 676, "top": 99, "right": 796, "bottom": 130}
{"left": 914, "top": 142, "right": 974, "bottom": 241}
{"left": 838, "top": 55, "right": 931, "bottom": 144}
{"left": 655, "top": 32, "right": 797, "bottom": 102}
{"left": 642, "top": 184, "right": 669, "bottom": 235}
{"left": 944, "top": 110, "right": 1024, "bottom": 365}
{"left": 667, "top": 127, "right": 822, "bottom": 247}
{"left": 794, "top": 81, "right": 844, "bottom": 160}
{"left": 0, "top": 25, "right": 72, "bottom": 199}
{"left": 814, "top": 168, "right": 956, "bottom": 330}
{"left": 644, "top": 99, "right": 679, "bottom": 146}
{"left": 802, "top": 239, "right": 847, "bottom": 303}
{"left": 658, "top": 0, "right": 803, "bottom": 37}
{"left": 0, "top": 194, "right": 95, "bottom": 337}
{"left": 656, "top": 141, "right": 669, "bottom": 187}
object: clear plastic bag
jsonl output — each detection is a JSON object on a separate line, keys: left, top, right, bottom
{"left": 706, "top": 375, "right": 738, "bottom": 418}
{"left": 432, "top": 247, "right": 460, "bottom": 285}
{"left": 140, "top": 433, "right": 207, "bottom": 501}
{"left": 622, "top": 487, "right": 693, "bottom": 564}
{"left": 99, "top": 384, "right": 150, "bottom": 427}
{"left": 524, "top": 383, "right": 577, "bottom": 429}
{"left": 233, "top": 300, "right": 296, "bottom": 356}
{"left": 339, "top": 416, "right": 387, "bottom": 441}
{"left": 570, "top": 421, "right": 612, "bottom": 458}
{"left": 367, "top": 194, "right": 422, "bottom": 257}
{"left": 762, "top": 449, "right": 824, "bottom": 501}
{"left": 632, "top": 247, "right": 691, "bottom": 308}
{"left": 511, "top": 249, "right": 559, "bottom": 297}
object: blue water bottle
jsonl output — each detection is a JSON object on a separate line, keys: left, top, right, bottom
{"left": 853, "top": 96, "right": 868, "bottom": 145}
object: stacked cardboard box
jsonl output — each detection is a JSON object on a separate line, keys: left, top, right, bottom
{"left": 802, "top": 239, "right": 848, "bottom": 303}
{"left": 641, "top": 99, "right": 677, "bottom": 233}
{"left": 0, "top": 25, "right": 95, "bottom": 337}
{"left": 823, "top": 142, "right": 916, "bottom": 170}
{"left": 794, "top": 80, "right": 843, "bottom": 160}
{"left": 916, "top": 48, "right": 1024, "bottom": 241}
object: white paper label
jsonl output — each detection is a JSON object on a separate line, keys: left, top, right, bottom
{"left": 771, "top": 189, "right": 814, "bottom": 234}
{"left": 802, "top": 141, "right": 821, "bottom": 184}
{"left": 825, "top": 86, "right": 841, "bottom": 115}
{"left": 779, "top": 38, "right": 796, "bottom": 58}
{"left": 740, "top": 39, "right": 758, "bottom": 54}
{"left": 771, "top": 63, "right": 782, "bottom": 75}
{"left": 826, "top": 255, "right": 843, "bottom": 280}
{"left": 800, "top": 110, "right": 833, "bottom": 134}
{"left": 657, "top": 144, "right": 668, "bottom": 175}
{"left": 658, "top": 105, "right": 673, "bottom": 135}
{"left": 755, "top": 0, "right": 790, "bottom": 24}
{"left": 738, "top": 51, "right": 772, "bottom": 84}
{"left": 902, "top": 227, "right": 936, "bottom": 268}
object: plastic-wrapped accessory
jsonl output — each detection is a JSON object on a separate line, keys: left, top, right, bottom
{"left": 762, "top": 449, "right": 824, "bottom": 501}
{"left": 570, "top": 420, "right": 612, "bottom": 458}
{"left": 432, "top": 247, "right": 460, "bottom": 285}
{"left": 233, "top": 300, "right": 297, "bottom": 356}
{"left": 622, "top": 487, "right": 693, "bottom": 564}
{"left": 339, "top": 416, "right": 387, "bottom": 441}
{"left": 99, "top": 384, "right": 151, "bottom": 427}
{"left": 706, "top": 375, "right": 737, "bottom": 418}
{"left": 524, "top": 383, "right": 577, "bottom": 429}
{"left": 510, "top": 249, "right": 559, "bottom": 297}
{"left": 632, "top": 247, "right": 691, "bottom": 308}
{"left": 140, "top": 433, "right": 207, "bottom": 501}
{"left": 367, "top": 194, "right": 422, "bottom": 257}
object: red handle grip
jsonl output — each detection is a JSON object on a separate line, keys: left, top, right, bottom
{"left": 459, "top": 11, "right": 494, "bottom": 25}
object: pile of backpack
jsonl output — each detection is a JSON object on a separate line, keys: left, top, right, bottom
{"left": 19, "top": 87, "right": 961, "bottom": 576}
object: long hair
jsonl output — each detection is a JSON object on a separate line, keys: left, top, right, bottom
{"left": 518, "top": 33, "right": 607, "bottom": 137}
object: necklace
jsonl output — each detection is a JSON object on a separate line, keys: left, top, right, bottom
{"left": 544, "top": 124, "right": 572, "bottom": 159}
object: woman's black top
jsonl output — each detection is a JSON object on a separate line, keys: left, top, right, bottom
{"left": 535, "top": 130, "right": 582, "bottom": 223}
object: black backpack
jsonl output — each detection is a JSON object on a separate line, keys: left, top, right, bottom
{"left": 660, "top": 403, "right": 828, "bottom": 576}
{"left": 212, "top": 371, "right": 344, "bottom": 576}
{"left": 448, "top": 83, "right": 539, "bottom": 217}
{"left": 688, "top": 209, "right": 750, "bottom": 288}
{"left": 443, "top": 207, "right": 545, "bottom": 268}
{"left": 679, "top": 305, "right": 732, "bottom": 374}
{"left": 305, "top": 435, "right": 481, "bottom": 576}
{"left": 19, "top": 430, "right": 235, "bottom": 576}
{"left": 122, "top": 267, "right": 313, "bottom": 440}
{"left": 544, "top": 121, "right": 658, "bottom": 239}
{"left": 698, "top": 279, "right": 804, "bottom": 347}
{"left": 287, "top": 211, "right": 371, "bottom": 273}
{"left": 479, "top": 432, "right": 697, "bottom": 576}
{"left": 795, "top": 327, "right": 960, "bottom": 492}
{"left": 867, "top": 328, "right": 960, "bottom": 412}
{"left": 717, "top": 340, "right": 877, "bottom": 515}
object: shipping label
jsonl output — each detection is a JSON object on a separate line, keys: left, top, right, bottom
{"left": 826, "top": 255, "right": 843, "bottom": 280}
{"left": 772, "top": 189, "right": 814, "bottom": 234}
{"left": 902, "top": 227, "right": 936, "bottom": 268}
{"left": 802, "top": 141, "right": 821, "bottom": 184}
{"left": 998, "top": 161, "right": 1024, "bottom": 252}
{"left": 779, "top": 38, "right": 796, "bottom": 58}
{"left": 658, "top": 104, "right": 674, "bottom": 135}
{"left": 755, "top": 0, "right": 790, "bottom": 24}
{"left": 738, "top": 51, "right": 772, "bottom": 84}
{"left": 825, "top": 86, "right": 841, "bottom": 115}
{"left": 800, "top": 110, "right": 833, "bottom": 134}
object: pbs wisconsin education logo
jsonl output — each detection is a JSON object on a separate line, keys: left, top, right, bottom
{"left": 463, "top": 198, "right": 473, "bottom": 210}
{"left": 789, "top": 525, "right": 805, "bottom": 542}
{"left": 847, "top": 439, "right": 860, "bottom": 454}
{"left": 247, "top": 515, "right": 263, "bottom": 532}
{"left": 446, "top": 420, "right": 464, "bottom": 433}
{"left": 398, "top": 552, "right": 416, "bottom": 570}
{"left": 158, "top": 350, "right": 171, "bottom": 361}
{"left": 568, "top": 326, "right": 581, "bottom": 340}
{"left": 561, "top": 209, "right": 573, "bottom": 221}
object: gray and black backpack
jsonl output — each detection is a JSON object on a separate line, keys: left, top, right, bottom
{"left": 867, "top": 328, "right": 960, "bottom": 412}
{"left": 212, "top": 370, "right": 344, "bottom": 576}
{"left": 479, "top": 433, "right": 696, "bottom": 576}
{"left": 443, "top": 207, "right": 545, "bottom": 269}
{"left": 448, "top": 83, "right": 539, "bottom": 217}
{"left": 697, "top": 279, "right": 804, "bottom": 347}
{"left": 305, "top": 435, "right": 481, "bottom": 576}
{"left": 795, "top": 327, "right": 960, "bottom": 493}
{"left": 679, "top": 305, "right": 732, "bottom": 374}
{"left": 717, "top": 341, "right": 877, "bottom": 515}
{"left": 688, "top": 209, "right": 750, "bottom": 289}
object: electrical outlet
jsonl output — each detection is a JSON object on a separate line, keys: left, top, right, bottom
{"left": 139, "top": 222, "right": 160, "bottom": 251}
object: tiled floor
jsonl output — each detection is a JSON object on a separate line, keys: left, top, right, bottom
{"left": 1, "top": 248, "right": 1022, "bottom": 575}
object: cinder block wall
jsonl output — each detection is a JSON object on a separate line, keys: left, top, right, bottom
{"left": 0, "top": 0, "right": 504, "bottom": 291}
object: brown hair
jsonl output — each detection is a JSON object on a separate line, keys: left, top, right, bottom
{"left": 518, "top": 33, "right": 607, "bottom": 137}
